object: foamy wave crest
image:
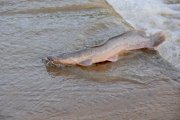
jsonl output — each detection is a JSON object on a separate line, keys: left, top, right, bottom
{"left": 106, "top": 0, "right": 180, "bottom": 69}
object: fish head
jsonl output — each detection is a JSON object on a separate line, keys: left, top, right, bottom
{"left": 47, "top": 56, "right": 77, "bottom": 65}
{"left": 47, "top": 56, "right": 62, "bottom": 65}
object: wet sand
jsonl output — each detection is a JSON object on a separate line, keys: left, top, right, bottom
{"left": 0, "top": 0, "right": 179, "bottom": 120}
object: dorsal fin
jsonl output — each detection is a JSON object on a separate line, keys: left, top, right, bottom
{"left": 89, "top": 40, "right": 108, "bottom": 48}
{"left": 90, "top": 30, "right": 146, "bottom": 48}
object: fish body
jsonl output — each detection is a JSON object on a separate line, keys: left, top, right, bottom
{"left": 47, "top": 30, "right": 165, "bottom": 66}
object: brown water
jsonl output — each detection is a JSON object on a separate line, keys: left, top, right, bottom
{"left": 0, "top": 0, "right": 180, "bottom": 120}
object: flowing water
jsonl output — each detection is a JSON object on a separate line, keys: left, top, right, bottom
{"left": 107, "top": 0, "right": 180, "bottom": 69}
{"left": 0, "top": 0, "right": 180, "bottom": 120}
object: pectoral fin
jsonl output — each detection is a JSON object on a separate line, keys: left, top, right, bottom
{"left": 78, "top": 59, "right": 93, "bottom": 66}
{"left": 107, "top": 55, "right": 119, "bottom": 62}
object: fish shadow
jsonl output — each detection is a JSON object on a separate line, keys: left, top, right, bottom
{"left": 43, "top": 49, "right": 179, "bottom": 84}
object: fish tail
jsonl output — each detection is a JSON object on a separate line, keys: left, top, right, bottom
{"left": 150, "top": 31, "right": 165, "bottom": 48}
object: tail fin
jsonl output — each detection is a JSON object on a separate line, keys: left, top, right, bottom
{"left": 150, "top": 31, "right": 166, "bottom": 47}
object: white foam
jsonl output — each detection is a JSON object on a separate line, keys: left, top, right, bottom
{"left": 106, "top": 0, "right": 180, "bottom": 69}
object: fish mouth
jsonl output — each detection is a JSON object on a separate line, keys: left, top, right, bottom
{"left": 47, "top": 56, "right": 54, "bottom": 61}
{"left": 42, "top": 56, "right": 55, "bottom": 66}
{"left": 46, "top": 56, "right": 63, "bottom": 65}
{"left": 43, "top": 56, "right": 56, "bottom": 66}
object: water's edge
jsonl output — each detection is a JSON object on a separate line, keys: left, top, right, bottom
{"left": 106, "top": 0, "right": 180, "bottom": 69}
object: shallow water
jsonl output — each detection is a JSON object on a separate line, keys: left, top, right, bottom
{"left": 107, "top": 0, "right": 180, "bottom": 69}
{"left": 0, "top": 0, "right": 180, "bottom": 120}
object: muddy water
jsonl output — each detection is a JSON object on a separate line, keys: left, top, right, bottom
{"left": 0, "top": 0, "right": 179, "bottom": 120}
